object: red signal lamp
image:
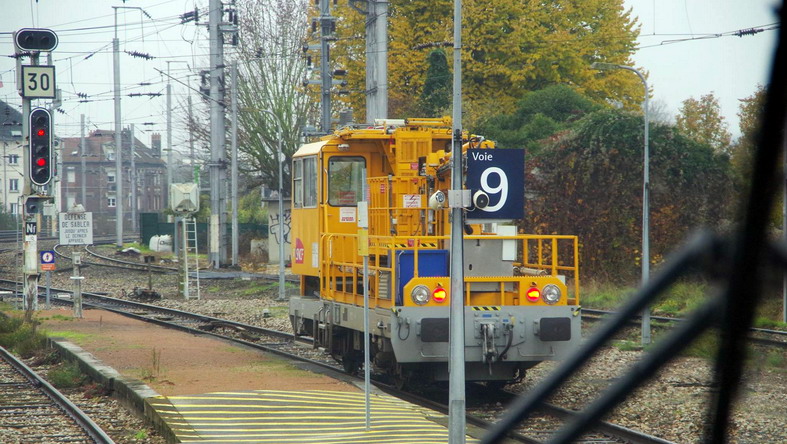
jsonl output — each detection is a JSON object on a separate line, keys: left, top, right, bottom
{"left": 432, "top": 285, "right": 447, "bottom": 303}
{"left": 36, "top": 158, "right": 47, "bottom": 167}
{"left": 526, "top": 287, "right": 541, "bottom": 302}
{"left": 37, "top": 129, "right": 46, "bottom": 137}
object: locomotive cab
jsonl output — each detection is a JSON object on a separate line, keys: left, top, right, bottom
{"left": 289, "top": 118, "right": 581, "bottom": 386}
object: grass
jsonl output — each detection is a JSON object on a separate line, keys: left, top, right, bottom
{"left": 49, "top": 361, "right": 86, "bottom": 388}
{"left": 138, "top": 348, "right": 162, "bottom": 382}
{"left": 580, "top": 279, "right": 711, "bottom": 317}
{"left": 47, "top": 330, "right": 93, "bottom": 342}
{"left": 0, "top": 313, "right": 47, "bottom": 358}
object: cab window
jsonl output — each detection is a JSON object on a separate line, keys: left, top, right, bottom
{"left": 293, "top": 159, "right": 303, "bottom": 208}
{"left": 293, "top": 156, "right": 318, "bottom": 208}
{"left": 328, "top": 157, "right": 365, "bottom": 206}
{"left": 303, "top": 157, "right": 317, "bottom": 207}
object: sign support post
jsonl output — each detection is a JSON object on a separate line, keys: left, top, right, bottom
{"left": 357, "top": 199, "right": 370, "bottom": 431}
{"left": 16, "top": 28, "right": 58, "bottom": 320}
{"left": 59, "top": 207, "right": 92, "bottom": 318}
{"left": 71, "top": 250, "right": 83, "bottom": 318}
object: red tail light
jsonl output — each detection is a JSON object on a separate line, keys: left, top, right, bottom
{"left": 433, "top": 286, "right": 447, "bottom": 303}
{"left": 526, "top": 287, "right": 541, "bottom": 302}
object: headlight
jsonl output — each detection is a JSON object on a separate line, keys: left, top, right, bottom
{"left": 542, "top": 284, "right": 561, "bottom": 305}
{"left": 411, "top": 285, "right": 430, "bottom": 305}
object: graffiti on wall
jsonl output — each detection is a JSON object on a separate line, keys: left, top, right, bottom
{"left": 269, "top": 208, "right": 291, "bottom": 247}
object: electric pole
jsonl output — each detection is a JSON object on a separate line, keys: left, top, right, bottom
{"left": 231, "top": 62, "right": 239, "bottom": 266}
{"left": 319, "top": 0, "right": 334, "bottom": 133}
{"left": 80, "top": 114, "right": 86, "bottom": 206}
{"left": 113, "top": 9, "right": 124, "bottom": 247}
{"left": 448, "top": 0, "right": 466, "bottom": 441}
{"left": 130, "top": 123, "right": 137, "bottom": 233}
{"left": 351, "top": 0, "right": 388, "bottom": 122}
{"left": 208, "top": 0, "right": 225, "bottom": 268}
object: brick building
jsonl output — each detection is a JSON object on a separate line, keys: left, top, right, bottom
{"left": 59, "top": 129, "right": 167, "bottom": 235}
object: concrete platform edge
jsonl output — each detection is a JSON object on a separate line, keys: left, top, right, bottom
{"left": 48, "top": 338, "right": 181, "bottom": 444}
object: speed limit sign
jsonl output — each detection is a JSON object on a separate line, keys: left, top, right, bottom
{"left": 21, "top": 65, "right": 56, "bottom": 99}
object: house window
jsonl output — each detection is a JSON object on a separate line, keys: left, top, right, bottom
{"left": 9, "top": 178, "right": 19, "bottom": 192}
{"left": 108, "top": 197, "right": 116, "bottom": 208}
{"left": 107, "top": 172, "right": 116, "bottom": 183}
{"left": 67, "top": 168, "right": 76, "bottom": 183}
{"left": 10, "top": 203, "right": 18, "bottom": 215}
{"left": 7, "top": 154, "right": 19, "bottom": 165}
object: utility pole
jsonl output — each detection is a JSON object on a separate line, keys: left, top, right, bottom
{"left": 188, "top": 95, "right": 198, "bottom": 183}
{"left": 113, "top": 11, "right": 123, "bottom": 247}
{"left": 80, "top": 114, "right": 86, "bottom": 206}
{"left": 230, "top": 62, "right": 239, "bottom": 266}
{"left": 130, "top": 123, "right": 137, "bottom": 233}
{"left": 319, "top": 0, "right": 333, "bottom": 133}
{"left": 448, "top": 0, "right": 466, "bottom": 441}
{"left": 208, "top": 0, "right": 226, "bottom": 268}
{"left": 364, "top": 1, "right": 388, "bottom": 122}
{"left": 166, "top": 64, "right": 173, "bottom": 212}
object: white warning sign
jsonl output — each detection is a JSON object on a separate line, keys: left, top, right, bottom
{"left": 402, "top": 194, "right": 422, "bottom": 208}
{"left": 59, "top": 212, "right": 93, "bottom": 245}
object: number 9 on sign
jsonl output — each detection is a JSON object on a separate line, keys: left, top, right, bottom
{"left": 465, "top": 148, "right": 524, "bottom": 220}
{"left": 479, "top": 167, "right": 507, "bottom": 212}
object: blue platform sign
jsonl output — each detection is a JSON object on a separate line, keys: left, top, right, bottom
{"left": 465, "top": 148, "right": 525, "bottom": 220}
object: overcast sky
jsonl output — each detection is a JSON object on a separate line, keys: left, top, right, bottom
{"left": 623, "top": 0, "right": 780, "bottom": 134}
{"left": 0, "top": 1, "right": 207, "bottom": 150}
{"left": 0, "top": 0, "right": 781, "bottom": 148}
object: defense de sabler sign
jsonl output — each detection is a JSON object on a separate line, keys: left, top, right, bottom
{"left": 59, "top": 212, "right": 93, "bottom": 245}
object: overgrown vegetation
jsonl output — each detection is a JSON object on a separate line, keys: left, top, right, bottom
{"left": 48, "top": 361, "right": 86, "bottom": 389}
{"left": 0, "top": 313, "right": 47, "bottom": 358}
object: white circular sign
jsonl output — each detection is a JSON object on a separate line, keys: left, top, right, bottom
{"left": 41, "top": 251, "right": 54, "bottom": 263}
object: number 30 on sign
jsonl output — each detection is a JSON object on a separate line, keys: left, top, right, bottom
{"left": 21, "top": 65, "right": 56, "bottom": 99}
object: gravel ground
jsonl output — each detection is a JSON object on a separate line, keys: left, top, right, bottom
{"left": 2, "top": 246, "right": 786, "bottom": 442}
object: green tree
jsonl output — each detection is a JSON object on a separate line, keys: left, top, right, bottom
{"left": 418, "top": 49, "right": 452, "bottom": 117}
{"left": 238, "top": 191, "right": 267, "bottom": 225}
{"left": 675, "top": 93, "right": 733, "bottom": 155}
{"left": 331, "top": 0, "right": 642, "bottom": 124}
{"left": 732, "top": 84, "right": 767, "bottom": 182}
{"left": 476, "top": 85, "right": 599, "bottom": 152}
{"left": 528, "top": 109, "right": 734, "bottom": 282}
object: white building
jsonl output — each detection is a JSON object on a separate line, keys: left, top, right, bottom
{"left": 0, "top": 100, "right": 24, "bottom": 215}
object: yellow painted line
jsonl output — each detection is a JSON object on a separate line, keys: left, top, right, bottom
{"left": 167, "top": 419, "right": 436, "bottom": 426}
{"left": 151, "top": 390, "right": 479, "bottom": 443}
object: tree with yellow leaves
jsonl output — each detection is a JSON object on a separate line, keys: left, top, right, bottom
{"left": 329, "top": 0, "right": 643, "bottom": 127}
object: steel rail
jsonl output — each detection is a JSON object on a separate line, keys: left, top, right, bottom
{"left": 0, "top": 346, "right": 115, "bottom": 444}
{"left": 582, "top": 309, "right": 787, "bottom": 348}
{"left": 8, "top": 280, "right": 673, "bottom": 444}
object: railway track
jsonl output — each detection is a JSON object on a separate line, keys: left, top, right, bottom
{"left": 0, "top": 344, "right": 114, "bottom": 444}
{"left": 582, "top": 308, "right": 787, "bottom": 348}
{"left": 0, "top": 279, "right": 675, "bottom": 444}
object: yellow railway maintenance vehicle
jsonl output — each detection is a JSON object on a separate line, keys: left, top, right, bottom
{"left": 288, "top": 117, "right": 581, "bottom": 387}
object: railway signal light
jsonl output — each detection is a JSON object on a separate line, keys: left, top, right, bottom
{"left": 14, "top": 28, "right": 59, "bottom": 52}
{"left": 29, "top": 108, "right": 53, "bottom": 186}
